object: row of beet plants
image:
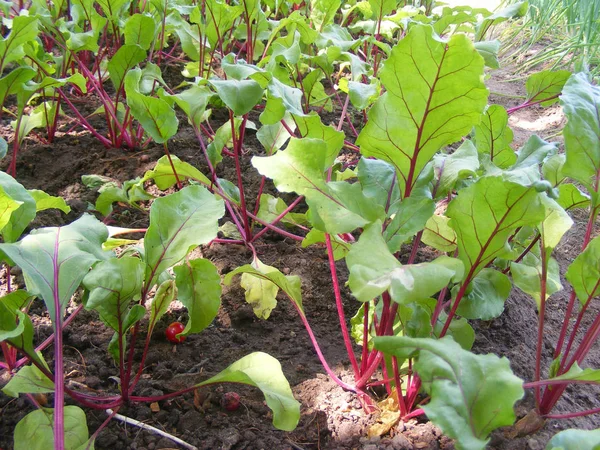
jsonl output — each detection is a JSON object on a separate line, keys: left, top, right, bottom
{"left": 0, "top": 0, "right": 599, "bottom": 449}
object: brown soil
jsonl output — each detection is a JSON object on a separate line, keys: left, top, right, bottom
{"left": 0, "top": 62, "right": 599, "bottom": 450}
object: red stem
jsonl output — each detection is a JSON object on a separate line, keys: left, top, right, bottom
{"left": 325, "top": 234, "right": 360, "bottom": 379}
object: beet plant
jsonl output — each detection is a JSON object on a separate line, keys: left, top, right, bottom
{"left": 0, "top": 183, "right": 300, "bottom": 449}
{"left": 2, "top": 0, "right": 600, "bottom": 449}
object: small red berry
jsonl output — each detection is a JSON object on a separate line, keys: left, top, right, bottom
{"left": 221, "top": 392, "right": 241, "bottom": 411}
{"left": 165, "top": 322, "right": 186, "bottom": 344}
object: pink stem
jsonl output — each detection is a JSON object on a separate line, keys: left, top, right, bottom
{"left": 325, "top": 234, "right": 360, "bottom": 378}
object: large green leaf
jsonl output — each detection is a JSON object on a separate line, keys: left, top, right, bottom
{"left": 525, "top": 70, "right": 571, "bottom": 107}
{"left": 454, "top": 268, "right": 512, "bottom": 320}
{"left": 13, "top": 406, "right": 90, "bottom": 450}
{"left": 446, "top": 176, "right": 545, "bottom": 278}
{"left": 356, "top": 24, "right": 487, "bottom": 197}
{"left": 124, "top": 14, "right": 156, "bottom": 50}
{"left": 310, "top": 0, "right": 341, "bottom": 31}
{"left": 374, "top": 336, "right": 524, "bottom": 450}
{"left": 144, "top": 186, "right": 224, "bottom": 288}
{"left": 224, "top": 258, "right": 303, "bottom": 317}
{"left": 83, "top": 257, "right": 144, "bottom": 331}
{"left": 346, "top": 222, "right": 460, "bottom": 303}
{"left": 0, "top": 215, "right": 109, "bottom": 321}
{"left": 547, "top": 428, "right": 600, "bottom": 450}
{"left": 0, "top": 15, "right": 39, "bottom": 71}
{"left": 211, "top": 79, "right": 264, "bottom": 116}
{"left": 173, "top": 259, "right": 221, "bottom": 335}
{"left": 205, "top": 0, "right": 242, "bottom": 48}
{"left": 565, "top": 235, "right": 600, "bottom": 306}
{"left": 195, "top": 352, "right": 300, "bottom": 431}
{"left": 0, "top": 185, "right": 23, "bottom": 232}
{"left": 0, "top": 171, "right": 36, "bottom": 243}
{"left": 561, "top": 73, "right": 600, "bottom": 207}
{"left": 108, "top": 44, "right": 146, "bottom": 92}
{"left": 0, "top": 67, "right": 37, "bottom": 108}
{"left": 124, "top": 69, "right": 178, "bottom": 144}
{"left": 252, "top": 138, "right": 383, "bottom": 234}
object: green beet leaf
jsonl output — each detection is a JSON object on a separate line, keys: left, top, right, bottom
{"left": 3, "top": 362, "right": 54, "bottom": 397}
{"left": 0, "top": 15, "right": 39, "bottom": 71}
{"left": 252, "top": 137, "right": 382, "bottom": 234}
{"left": 0, "top": 67, "right": 37, "bottom": 109}
{"left": 422, "top": 214, "right": 457, "bottom": 252}
{"left": 293, "top": 113, "right": 344, "bottom": 168}
{"left": 28, "top": 190, "right": 71, "bottom": 214}
{"left": 144, "top": 185, "right": 224, "bottom": 288}
{"left": 0, "top": 185, "right": 23, "bottom": 232}
{"left": 512, "top": 252, "right": 562, "bottom": 309}
{"left": 474, "top": 105, "right": 516, "bottom": 169}
{"left": 566, "top": 235, "right": 600, "bottom": 306}
{"left": 211, "top": 79, "right": 264, "bottom": 116}
{"left": 383, "top": 196, "right": 435, "bottom": 253}
{"left": 143, "top": 155, "right": 211, "bottom": 189}
{"left": 108, "top": 44, "right": 146, "bottom": 93}
{"left": 301, "top": 229, "right": 350, "bottom": 261}
{"left": 357, "top": 157, "right": 401, "bottom": 214}
{"left": 13, "top": 406, "right": 91, "bottom": 450}
{"left": 525, "top": 70, "right": 571, "bottom": 107}
{"left": 196, "top": 352, "right": 300, "bottom": 431}
{"left": 149, "top": 279, "right": 177, "bottom": 330}
{"left": 256, "top": 193, "right": 306, "bottom": 228}
{"left": 310, "top": 0, "right": 341, "bottom": 31}
{"left": 454, "top": 268, "right": 512, "bottom": 320}
{"left": 0, "top": 215, "right": 109, "bottom": 322}
{"left": 474, "top": 40, "right": 501, "bottom": 69}
{"left": 549, "top": 362, "right": 600, "bottom": 384}
{"left": 557, "top": 184, "right": 590, "bottom": 210}
{"left": 546, "top": 428, "right": 600, "bottom": 450}
{"left": 433, "top": 140, "right": 480, "bottom": 199}
{"left": 124, "top": 68, "right": 178, "bottom": 144}
{"left": 446, "top": 176, "right": 545, "bottom": 278}
{"left": 83, "top": 257, "right": 144, "bottom": 331}
{"left": 173, "top": 259, "right": 221, "bottom": 335}
{"left": 0, "top": 171, "right": 36, "bottom": 243}
{"left": 347, "top": 222, "right": 460, "bottom": 303}
{"left": 224, "top": 257, "right": 303, "bottom": 318}
{"left": 561, "top": 73, "right": 600, "bottom": 207}
{"left": 475, "top": 2, "right": 528, "bottom": 41}
{"left": 374, "top": 336, "right": 524, "bottom": 450}
{"left": 205, "top": 0, "right": 242, "bottom": 48}
{"left": 124, "top": 14, "right": 156, "bottom": 50}
{"left": 357, "top": 24, "right": 487, "bottom": 197}
{"left": 0, "top": 291, "right": 41, "bottom": 365}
